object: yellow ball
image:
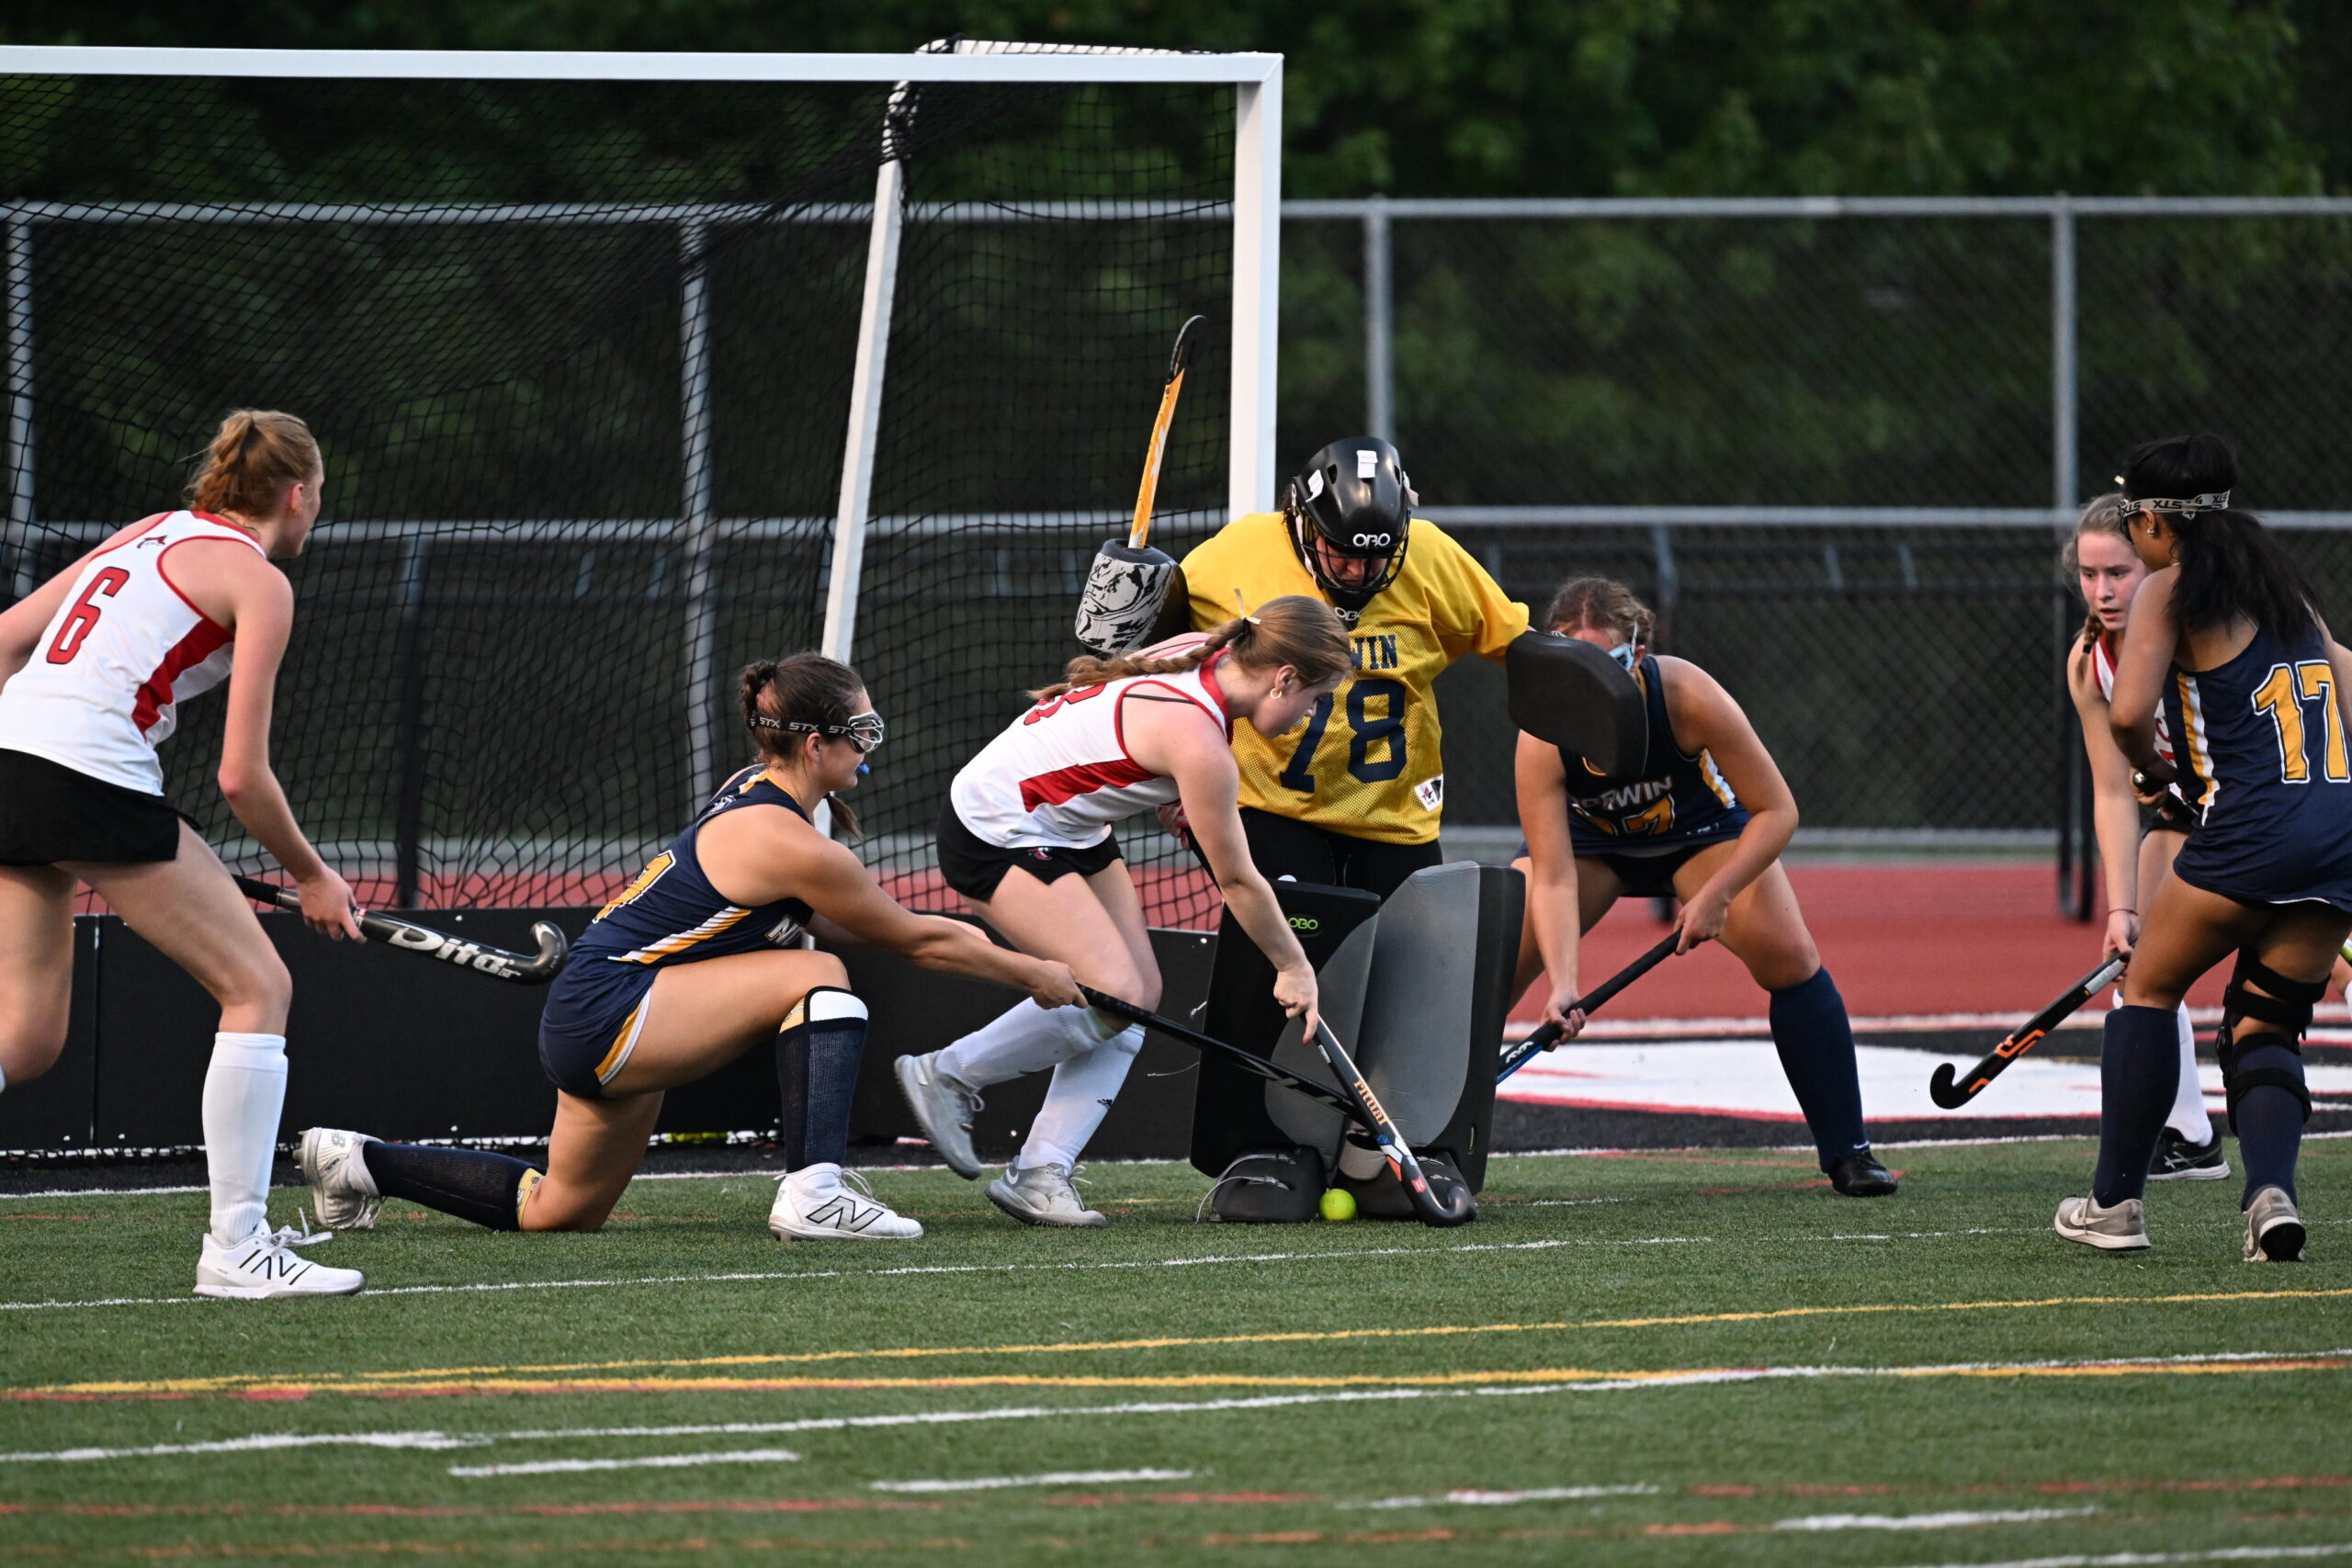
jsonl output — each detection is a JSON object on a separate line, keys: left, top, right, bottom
{"left": 1319, "top": 1187, "right": 1357, "bottom": 1222}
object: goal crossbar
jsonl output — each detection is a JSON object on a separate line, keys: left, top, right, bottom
{"left": 0, "top": 46, "right": 1279, "bottom": 85}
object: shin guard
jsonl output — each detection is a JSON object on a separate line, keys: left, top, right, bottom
{"left": 778, "top": 987, "right": 868, "bottom": 1174}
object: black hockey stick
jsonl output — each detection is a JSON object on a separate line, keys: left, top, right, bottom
{"left": 1927, "top": 955, "right": 2124, "bottom": 1109}
{"left": 234, "top": 874, "right": 570, "bottom": 986}
{"left": 1496, "top": 930, "right": 1685, "bottom": 1084}
{"left": 1080, "top": 987, "right": 1476, "bottom": 1228}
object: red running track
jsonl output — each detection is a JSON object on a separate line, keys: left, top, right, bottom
{"left": 1515, "top": 861, "right": 2225, "bottom": 1024}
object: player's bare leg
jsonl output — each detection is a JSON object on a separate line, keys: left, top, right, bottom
{"left": 75, "top": 824, "right": 358, "bottom": 1294}
{"left": 0, "top": 863, "right": 76, "bottom": 1089}
{"left": 1506, "top": 852, "right": 1626, "bottom": 1010}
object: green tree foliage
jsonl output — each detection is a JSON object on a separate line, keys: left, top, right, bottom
{"left": 6, "top": 0, "right": 2335, "bottom": 197}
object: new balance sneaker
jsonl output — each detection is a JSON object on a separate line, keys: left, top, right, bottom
{"left": 769, "top": 1168, "right": 922, "bottom": 1241}
{"left": 2148, "top": 1128, "right": 2231, "bottom": 1182}
{"left": 2053, "top": 1193, "right": 2150, "bottom": 1251}
{"left": 195, "top": 1227, "right": 365, "bottom": 1299}
{"left": 2243, "top": 1185, "right": 2306, "bottom": 1262}
{"left": 895, "top": 1052, "right": 984, "bottom": 1179}
{"left": 297, "top": 1127, "right": 384, "bottom": 1230}
{"left": 986, "top": 1162, "right": 1106, "bottom": 1228}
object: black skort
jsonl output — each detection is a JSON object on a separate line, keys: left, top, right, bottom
{"left": 934, "top": 802, "right": 1120, "bottom": 902}
{"left": 0, "top": 748, "right": 185, "bottom": 866}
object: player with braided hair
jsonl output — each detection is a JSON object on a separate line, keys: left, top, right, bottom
{"left": 300, "top": 653, "right": 1080, "bottom": 1245}
{"left": 2059, "top": 434, "right": 2352, "bottom": 1260}
{"left": 897, "top": 596, "right": 1352, "bottom": 1226}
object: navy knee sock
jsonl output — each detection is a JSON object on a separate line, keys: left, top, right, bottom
{"left": 2091, "top": 1005, "right": 2179, "bottom": 1206}
{"left": 2233, "top": 1041, "right": 2307, "bottom": 1206}
{"left": 778, "top": 988, "right": 868, "bottom": 1173}
{"left": 364, "top": 1143, "right": 540, "bottom": 1232}
{"left": 1767, "top": 968, "right": 1870, "bottom": 1169}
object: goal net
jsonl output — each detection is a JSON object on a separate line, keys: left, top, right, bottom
{"left": 0, "top": 46, "right": 1277, "bottom": 929}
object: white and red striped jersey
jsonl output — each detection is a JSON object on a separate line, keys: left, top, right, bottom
{"left": 0, "top": 510, "right": 265, "bottom": 795}
{"left": 2091, "top": 634, "right": 2176, "bottom": 767}
{"left": 950, "top": 652, "right": 1233, "bottom": 850}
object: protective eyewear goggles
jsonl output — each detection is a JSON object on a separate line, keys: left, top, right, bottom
{"left": 752, "top": 710, "right": 886, "bottom": 753}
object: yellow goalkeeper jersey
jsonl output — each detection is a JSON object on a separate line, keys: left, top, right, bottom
{"left": 1180, "top": 512, "right": 1528, "bottom": 845}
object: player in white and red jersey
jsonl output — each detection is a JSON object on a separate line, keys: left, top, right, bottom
{"left": 2066, "top": 491, "right": 2222, "bottom": 1179}
{"left": 0, "top": 410, "right": 365, "bottom": 1299}
{"left": 897, "top": 595, "right": 1352, "bottom": 1225}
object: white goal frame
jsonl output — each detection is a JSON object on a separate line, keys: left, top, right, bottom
{"left": 0, "top": 44, "right": 1283, "bottom": 799}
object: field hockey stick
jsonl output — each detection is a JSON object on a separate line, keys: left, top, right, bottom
{"left": 233, "top": 874, "right": 570, "bottom": 986}
{"left": 1127, "top": 313, "right": 1205, "bottom": 551}
{"left": 1496, "top": 930, "right": 1685, "bottom": 1084}
{"left": 1072, "top": 315, "right": 1207, "bottom": 654}
{"left": 1927, "top": 955, "right": 2124, "bottom": 1109}
{"left": 1079, "top": 986, "right": 1475, "bottom": 1229}
{"left": 1307, "top": 1017, "right": 1477, "bottom": 1228}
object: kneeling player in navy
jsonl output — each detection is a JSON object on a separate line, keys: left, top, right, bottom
{"left": 1512, "top": 578, "right": 1894, "bottom": 1196}
{"left": 300, "top": 654, "right": 1080, "bottom": 1241}
{"left": 2060, "top": 434, "right": 2352, "bottom": 1260}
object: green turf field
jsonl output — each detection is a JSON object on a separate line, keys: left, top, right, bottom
{"left": 3, "top": 1137, "right": 2348, "bottom": 1565}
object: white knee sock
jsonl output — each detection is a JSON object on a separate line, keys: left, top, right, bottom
{"left": 202, "top": 1032, "right": 287, "bottom": 1245}
{"left": 1021, "top": 1024, "right": 1144, "bottom": 1170}
{"left": 2166, "top": 1002, "right": 2212, "bottom": 1142}
{"left": 937, "top": 1001, "right": 1103, "bottom": 1089}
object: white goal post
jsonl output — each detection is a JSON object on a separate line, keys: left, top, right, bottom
{"left": 0, "top": 43, "right": 1284, "bottom": 804}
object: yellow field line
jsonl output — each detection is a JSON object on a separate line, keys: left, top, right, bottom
{"left": 21, "top": 1353, "right": 2352, "bottom": 1401}
{"left": 37, "top": 1285, "right": 2352, "bottom": 1397}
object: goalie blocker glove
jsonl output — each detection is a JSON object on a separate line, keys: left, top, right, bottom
{"left": 1074, "top": 540, "right": 1185, "bottom": 656}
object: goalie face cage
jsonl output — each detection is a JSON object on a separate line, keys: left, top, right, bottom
{"left": 0, "top": 46, "right": 1281, "bottom": 929}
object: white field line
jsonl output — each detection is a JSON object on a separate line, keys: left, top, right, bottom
{"left": 10, "top": 1128, "right": 2351, "bottom": 1203}
{"left": 870, "top": 1468, "right": 1193, "bottom": 1493}
{"left": 1776, "top": 1506, "right": 2098, "bottom": 1530}
{"left": 1877, "top": 1546, "right": 2352, "bottom": 1568}
{"left": 0, "top": 1431, "right": 485, "bottom": 1462}
{"left": 1349, "top": 1484, "right": 1663, "bottom": 1509}
{"left": 448, "top": 1447, "right": 800, "bottom": 1478}
{"left": 0, "top": 1235, "right": 1714, "bottom": 1314}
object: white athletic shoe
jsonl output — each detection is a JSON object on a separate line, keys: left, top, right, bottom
{"left": 895, "top": 1052, "right": 984, "bottom": 1179}
{"left": 2053, "top": 1193, "right": 2150, "bottom": 1251}
{"left": 195, "top": 1226, "right": 364, "bottom": 1299}
{"left": 769, "top": 1168, "right": 922, "bottom": 1241}
{"left": 297, "top": 1127, "right": 383, "bottom": 1231}
{"left": 986, "top": 1162, "right": 1107, "bottom": 1229}
{"left": 2243, "top": 1185, "right": 2307, "bottom": 1262}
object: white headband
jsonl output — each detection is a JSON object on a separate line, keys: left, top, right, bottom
{"left": 2116, "top": 477, "right": 2230, "bottom": 519}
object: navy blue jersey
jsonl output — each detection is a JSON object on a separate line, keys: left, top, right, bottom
{"left": 1557, "top": 656, "right": 1751, "bottom": 856}
{"left": 572, "top": 764, "right": 817, "bottom": 966}
{"left": 2165, "top": 623, "right": 2352, "bottom": 910}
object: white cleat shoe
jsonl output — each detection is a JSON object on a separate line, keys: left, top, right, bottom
{"left": 297, "top": 1127, "right": 384, "bottom": 1231}
{"left": 895, "top": 1052, "right": 984, "bottom": 1179}
{"left": 2244, "top": 1185, "right": 2307, "bottom": 1262}
{"left": 195, "top": 1227, "right": 364, "bottom": 1299}
{"left": 986, "top": 1162, "right": 1107, "bottom": 1229}
{"left": 769, "top": 1168, "right": 922, "bottom": 1241}
{"left": 2053, "top": 1193, "right": 2149, "bottom": 1251}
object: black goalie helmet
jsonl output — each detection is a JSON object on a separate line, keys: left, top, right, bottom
{"left": 1286, "top": 435, "right": 1416, "bottom": 616}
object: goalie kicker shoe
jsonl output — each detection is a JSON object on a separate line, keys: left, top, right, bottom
{"left": 894, "top": 1051, "right": 984, "bottom": 1179}
{"left": 768, "top": 1167, "right": 922, "bottom": 1241}
{"left": 2052, "top": 1192, "right": 2150, "bottom": 1251}
{"left": 986, "top": 1162, "right": 1107, "bottom": 1228}
{"left": 2148, "top": 1127, "right": 2231, "bottom": 1181}
{"left": 2243, "top": 1185, "right": 2307, "bottom": 1263}
{"left": 195, "top": 1224, "right": 364, "bottom": 1299}
{"left": 297, "top": 1127, "right": 384, "bottom": 1231}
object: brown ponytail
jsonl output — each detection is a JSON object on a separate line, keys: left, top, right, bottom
{"left": 2061, "top": 492, "right": 2132, "bottom": 651}
{"left": 186, "top": 410, "right": 320, "bottom": 519}
{"left": 1544, "top": 577, "right": 1654, "bottom": 649}
{"left": 1030, "top": 594, "right": 1351, "bottom": 702}
{"left": 741, "top": 651, "right": 866, "bottom": 839}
